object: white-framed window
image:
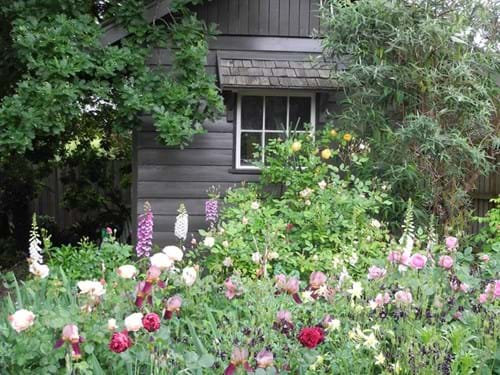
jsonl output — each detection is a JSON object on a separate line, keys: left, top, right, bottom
{"left": 235, "top": 90, "right": 316, "bottom": 170}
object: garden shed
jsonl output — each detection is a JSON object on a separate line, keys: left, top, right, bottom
{"left": 103, "top": 0, "right": 342, "bottom": 245}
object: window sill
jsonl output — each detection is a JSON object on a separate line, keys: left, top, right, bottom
{"left": 228, "top": 168, "right": 262, "bottom": 175}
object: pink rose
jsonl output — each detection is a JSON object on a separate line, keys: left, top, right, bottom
{"left": 309, "top": 271, "right": 327, "bottom": 289}
{"left": 109, "top": 330, "right": 132, "bottom": 353}
{"left": 438, "top": 255, "right": 453, "bottom": 270}
{"left": 409, "top": 253, "right": 427, "bottom": 270}
{"left": 445, "top": 236, "right": 458, "bottom": 251}
{"left": 367, "top": 266, "right": 387, "bottom": 280}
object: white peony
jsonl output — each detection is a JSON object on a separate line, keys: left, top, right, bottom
{"left": 8, "top": 309, "right": 35, "bottom": 333}
{"left": 182, "top": 266, "right": 197, "bottom": 286}
{"left": 117, "top": 265, "right": 138, "bottom": 279}
{"left": 77, "top": 280, "right": 105, "bottom": 297}
{"left": 162, "top": 246, "right": 184, "bottom": 262}
{"left": 150, "top": 252, "right": 173, "bottom": 270}
{"left": 124, "top": 313, "right": 143, "bottom": 332}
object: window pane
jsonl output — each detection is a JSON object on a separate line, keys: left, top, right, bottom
{"left": 240, "top": 132, "right": 261, "bottom": 166}
{"left": 241, "top": 96, "right": 263, "bottom": 130}
{"left": 289, "top": 97, "right": 311, "bottom": 131}
{"left": 265, "top": 96, "right": 287, "bottom": 131}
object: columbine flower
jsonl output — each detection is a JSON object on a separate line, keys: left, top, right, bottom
{"left": 438, "top": 255, "right": 454, "bottom": 270}
{"left": 374, "top": 352, "right": 385, "bottom": 365}
{"left": 348, "top": 252, "right": 359, "bottom": 266}
{"left": 225, "top": 346, "right": 253, "bottom": 374}
{"left": 299, "top": 188, "right": 313, "bottom": 199}
{"left": 256, "top": 350, "right": 274, "bottom": 369}
{"left": 182, "top": 266, "right": 197, "bottom": 286}
{"left": 318, "top": 180, "right": 327, "bottom": 190}
{"left": 203, "top": 236, "right": 215, "bottom": 248}
{"left": 136, "top": 202, "right": 154, "bottom": 258}
{"left": 409, "top": 253, "right": 427, "bottom": 270}
{"left": 347, "top": 281, "right": 363, "bottom": 299}
{"left": 8, "top": 309, "right": 35, "bottom": 333}
{"left": 205, "top": 198, "right": 219, "bottom": 223}
{"left": 117, "top": 265, "right": 138, "bottom": 279}
{"left": 251, "top": 252, "right": 261, "bottom": 264}
{"left": 367, "top": 266, "right": 387, "bottom": 280}
{"left": 164, "top": 295, "right": 183, "bottom": 319}
{"left": 322, "top": 315, "right": 341, "bottom": 332}
{"left": 162, "top": 245, "right": 184, "bottom": 262}
{"left": 363, "top": 332, "right": 378, "bottom": 349}
{"left": 223, "top": 257, "right": 233, "bottom": 267}
{"left": 479, "top": 280, "right": 500, "bottom": 304}
{"left": 54, "top": 324, "right": 84, "bottom": 360}
{"left": 124, "top": 313, "right": 143, "bottom": 332}
{"left": 174, "top": 204, "right": 189, "bottom": 241}
{"left": 445, "top": 236, "right": 458, "bottom": 251}
{"left": 369, "top": 292, "right": 391, "bottom": 310}
{"left": 251, "top": 201, "right": 260, "bottom": 210}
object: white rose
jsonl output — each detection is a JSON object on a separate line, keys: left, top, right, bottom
{"left": 124, "top": 313, "right": 143, "bottom": 332}
{"left": 251, "top": 252, "right": 261, "bottom": 264}
{"left": 182, "top": 266, "right": 197, "bottom": 286}
{"left": 77, "top": 280, "right": 105, "bottom": 297}
{"left": 8, "top": 309, "right": 35, "bottom": 333}
{"left": 150, "top": 252, "right": 173, "bottom": 271}
{"left": 117, "top": 265, "right": 138, "bottom": 279}
{"left": 162, "top": 246, "right": 184, "bottom": 262}
{"left": 107, "top": 318, "right": 118, "bottom": 331}
{"left": 251, "top": 201, "right": 260, "bottom": 210}
{"left": 203, "top": 236, "right": 215, "bottom": 248}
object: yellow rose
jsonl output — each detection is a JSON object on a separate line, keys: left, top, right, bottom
{"left": 330, "top": 129, "right": 337, "bottom": 138}
{"left": 321, "top": 148, "right": 332, "bottom": 159}
{"left": 291, "top": 141, "right": 302, "bottom": 152}
{"left": 343, "top": 133, "right": 352, "bottom": 142}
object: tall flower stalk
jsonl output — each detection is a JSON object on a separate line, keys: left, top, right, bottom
{"left": 136, "top": 201, "right": 154, "bottom": 258}
{"left": 205, "top": 186, "right": 220, "bottom": 227}
{"left": 174, "top": 204, "right": 188, "bottom": 242}
{"left": 27, "top": 214, "right": 49, "bottom": 278}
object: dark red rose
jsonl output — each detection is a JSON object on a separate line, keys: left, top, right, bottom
{"left": 142, "top": 313, "right": 161, "bottom": 332}
{"left": 298, "top": 327, "right": 325, "bottom": 349}
{"left": 109, "top": 331, "right": 132, "bottom": 353}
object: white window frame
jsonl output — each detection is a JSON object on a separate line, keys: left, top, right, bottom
{"left": 235, "top": 90, "right": 316, "bottom": 170}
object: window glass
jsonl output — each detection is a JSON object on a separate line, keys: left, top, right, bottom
{"left": 289, "top": 96, "right": 311, "bottom": 131}
{"left": 240, "top": 132, "right": 261, "bottom": 166}
{"left": 241, "top": 96, "right": 263, "bottom": 130}
{"left": 265, "top": 96, "right": 287, "bottom": 131}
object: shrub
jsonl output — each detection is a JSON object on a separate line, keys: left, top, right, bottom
{"left": 201, "top": 129, "right": 392, "bottom": 278}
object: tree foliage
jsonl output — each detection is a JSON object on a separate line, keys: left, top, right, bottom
{"left": 320, "top": 0, "right": 499, "bottom": 230}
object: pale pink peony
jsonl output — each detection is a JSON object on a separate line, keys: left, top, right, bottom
{"left": 162, "top": 245, "right": 184, "bottom": 262}
{"left": 8, "top": 309, "right": 35, "bottom": 333}
{"left": 117, "top": 265, "right": 138, "bottom": 279}
{"left": 394, "top": 290, "right": 413, "bottom": 304}
{"left": 445, "top": 236, "right": 458, "bottom": 251}
{"left": 438, "top": 255, "right": 453, "bottom": 270}
{"left": 124, "top": 313, "right": 143, "bottom": 332}
{"left": 367, "top": 266, "right": 387, "bottom": 280}
{"left": 150, "top": 253, "right": 173, "bottom": 271}
{"left": 409, "top": 253, "right": 427, "bottom": 270}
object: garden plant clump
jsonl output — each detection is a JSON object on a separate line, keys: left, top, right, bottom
{"left": 1, "top": 133, "right": 499, "bottom": 374}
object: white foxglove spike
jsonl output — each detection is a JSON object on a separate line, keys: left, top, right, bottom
{"left": 174, "top": 204, "right": 189, "bottom": 241}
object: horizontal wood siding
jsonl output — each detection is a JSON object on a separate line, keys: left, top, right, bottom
{"left": 193, "top": 0, "right": 320, "bottom": 37}
{"left": 135, "top": 116, "right": 259, "bottom": 246}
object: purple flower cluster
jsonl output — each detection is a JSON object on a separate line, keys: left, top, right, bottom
{"left": 136, "top": 202, "right": 153, "bottom": 258}
{"left": 205, "top": 199, "right": 219, "bottom": 223}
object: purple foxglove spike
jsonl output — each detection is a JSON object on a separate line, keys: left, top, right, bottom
{"left": 136, "top": 202, "right": 154, "bottom": 258}
{"left": 205, "top": 199, "right": 219, "bottom": 223}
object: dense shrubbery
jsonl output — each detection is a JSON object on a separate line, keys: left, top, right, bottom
{"left": 201, "top": 129, "right": 392, "bottom": 278}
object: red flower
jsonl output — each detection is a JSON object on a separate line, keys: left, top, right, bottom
{"left": 109, "top": 330, "right": 132, "bottom": 353}
{"left": 142, "top": 313, "right": 161, "bottom": 332}
{"left": 298, "top": 327, "right": 325, "bottom": 349}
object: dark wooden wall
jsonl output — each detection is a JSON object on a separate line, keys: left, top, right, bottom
{"left": 192, "top": 0, "right": 322, "bottom": 37}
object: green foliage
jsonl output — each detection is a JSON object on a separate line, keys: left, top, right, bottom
{"left": 200, "top": 129, "right": 392, "bottom": 278}
{"left": 46, "top": 236, "right": 132, "bottom": 280}
{"left": 320, "top": 0, "right": 499, "bottom": 229}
